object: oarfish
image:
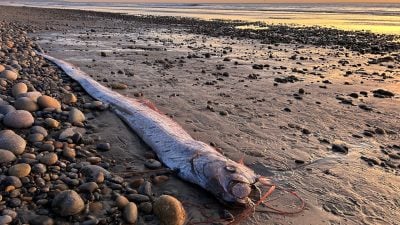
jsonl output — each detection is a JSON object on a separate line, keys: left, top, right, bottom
{"left": 39, "top": 53, "right": 260, "bottom": 206}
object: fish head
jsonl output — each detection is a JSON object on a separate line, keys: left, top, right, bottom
{"left": 215, "top": 161, "right": 257, "bottom": 206}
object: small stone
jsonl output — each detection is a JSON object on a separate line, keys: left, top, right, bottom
{"left": 62, "top": 147, "right": 76, "bottom": 159}
{"left": 0, "top": 215, "right": 12, "bottom": 225}
{"left": 0, "top": 70, "right": 18, "bottom": 81}
{"left": 12, "top": 83, "right": 28, "bottom": 97}
{"left": 27, "top": 133, "right": 44, "bottom": 142}
{"left": 144, "top": 159, "right": 162, "bottom": 169}
{"left": 0, "top": 130, "right": 26, "bottom": 155}
{"left": 123, "top": 202, "right": 138, "bottom": 224}
{"left": 152, "top": 175, "right": 169, "bottom": 185}
{"left": 62, "top": 93, "right": 77, "bottom": 104}
{"left": 18, "top": 91, "right": 42, "bottom": 102}
{"left": 96, "top": 143, "right": 110, "bottom": 151}
{"left": 116, "top": 195, "right": 130, "bottom": 209}
{"left": 3, "top": 110, "right": 34, "bottom": 128}
{"left": 37, "top": 95, "right": 61, "bottom": 109}
{"left": 139, "top": 202, "right": 153, "bottom": 214}
{"left": 0, "top": 105, "right": 16, "bottom": 115}
{"left": 8, "top": 163, "right": 31, "bottom": 177}
{"left": 80, "top": 165, "right": 110, "bottom": 183}
{"left": 153, "top": 195, "right": 186, "bottom": 225}
{"left": 69, "top": 108, "right": 85, "bottom": 124}
{"left": 44, "top": 118, "right": 59, "bottom": 128}
{"left": 2, "top": 176, "right": 22, "bottom": 188}
{"left": 52, "top": 190, "right": 85, "bottom": 216}
{"left": 78, "top": 182, "right": 99, "bottom": 193}
{"left": 0, "top": 149, "right": 16, "bottom": 164}
{"left": 14, "top": 97, "right": 39, "bottom": 112}
{"left": 110, "top": 83, "right": 128, "bottom": 89}
{"left": 30, "top": 126, "right": 48, "bottom": 137}
{"left": 29, "top": 215, "right": 54, "bottom": 225}
{"left": 39, "top": 153, "right": 58, "bottom": 165}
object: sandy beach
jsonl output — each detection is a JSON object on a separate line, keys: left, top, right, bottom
{"left": 0, "top": 5, "right": 399, "bottom": 225}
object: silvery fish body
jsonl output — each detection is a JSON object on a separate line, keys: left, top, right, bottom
{"left": 40, "top": 53, "right": 258, "bottom": 205}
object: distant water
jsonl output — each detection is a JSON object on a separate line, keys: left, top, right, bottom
{"left": 2, "top": 1, "right": 400, "bottom": 35}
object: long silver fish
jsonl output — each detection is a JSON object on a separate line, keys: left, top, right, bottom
{"left": 40, "top": 53, "right": 259, "bottom": 205}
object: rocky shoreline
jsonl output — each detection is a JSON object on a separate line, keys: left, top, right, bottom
{"left": 0, "top": 22, "right": 187, "bottom": 225}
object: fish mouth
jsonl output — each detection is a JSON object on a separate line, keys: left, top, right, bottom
{"left": 227, "top": 180, "right": 253, "bottom": 205}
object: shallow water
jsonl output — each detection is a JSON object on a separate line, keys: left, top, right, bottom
{"left": 2, "top": 1, "right": 400, "bottom": 35}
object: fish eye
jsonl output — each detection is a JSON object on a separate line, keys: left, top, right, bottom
{"left": 225, "top": 166, "right": 236, "bottom": 173}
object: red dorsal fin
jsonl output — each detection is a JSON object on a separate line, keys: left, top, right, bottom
{"left": 238, "top": 155, "right": 245, "bottom": 165}
{"left": 138, "top": 99, "right": 162, "bottom": 114}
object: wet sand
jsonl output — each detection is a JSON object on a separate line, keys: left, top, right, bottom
{"left": 1, "top": 5, "right": 399, "bottom": 225}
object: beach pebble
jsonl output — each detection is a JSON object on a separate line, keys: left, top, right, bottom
{"left": 144, "top": 159, "right": 162, "bottom": 169}
{"left": 37, "top": 95, "right": 61, "bottom": 109}
{"left": 78, "top": 182, "right": 98, "bottom": 193}
{"left": 3, "top": 110, "right": 34, "bottom": 128}
{"left": 52, "top": 190, "right": 85, "bottom": 216}
{"left": 39, "top": 152, "right": 58, "bottom": 165}
{"left": 30, "top": 126, "right": 48, "bottom": 137}
{"left": 116, "top": 195, "right": 130, "bottom": 209}
{"left": 0, "top": 130, "right": 26, "bottom": 155}
{"left": 3, "top": 176, "right": 22, "bottom": 188}
{"left": 332, "top": 144, "right": 349, "bottom": 154}
{"left": 0, "top": 64, "right": 5, "bottom": 73}
{"left": 29, "top": 215, "right": 54, "bottom": 225}
{"left": 18, "top": 91, "right": 42, "bottom": 102}
{"left": 0, "top": 149, "right": 16, "bottom": 164}
{"left": 62, "top": 93, "right": 77, "bottom": 104}
{"left": 8, "top": 163, "right": 31, "bottom": 177}
{"left": 28, "top": 133, "right": 44, "bottom": 142}
{"left": 0, "top": 215, "right": 12, "bottom": 225}
{"left": 96, "top": 143, "right": 110, "bottom": 151}
{"left": 81, "top": 165, "right": 110, "bottom": 183}
{"left": 62, "top": 147, "right": 76, "bottom": 159}
{"left": 12, "top": 83, "right": 28, "bottom": 97}
{"left": 153, "top": 195, "right": 186, "bottom": 225}
{"left": 14, "top": 97, "right": 39, "bottom": 112}
{"left": 69, "top": 107, "right": 85, "bottom": 123}
{"left": 0, "top": 105, "right": 16, "bottom": 115}
{"left": 0, "top": 70, "right": 18, "bottom": 81}
{"left": 123, "top": 202, "right": 138, "bottom": 224}
{"left": 44, "top": 118, "right": 60, "bottom": 128}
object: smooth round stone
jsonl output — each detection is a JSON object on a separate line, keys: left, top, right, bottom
{"left": 145, "top": 159, "right": 162, "bottom": 169}
{"left": 29, "top": 215, "right": 54, "bottom": 225}
{"left": 116, "top": 195, "right": 129, "bottom": 209}
{"left": 139, "top": 202, "right": 153, "bottom": 214}
{"left": 62, "top": 147, "right": 76, "bottom": 159}
{"left": 123, "top": 202, "right": 138, "bottom": 224}
{"left": 69, "top": 108, "right": 85, "bottom": 124}
{"left": 78, "top": 182, "right": 98, "bottom": 193}
{"left": 0, "top": 64, "right": 5, "bottom": 73}
{"left": 27, "top": 133, "right": 44, "bottom": 142}
{"left": 39, "top": 153, "right": 58, "bottom": 166}
{"left": 80, "top": 165, "right": 110, "bottom": 183}
{"left": 30, "top": 126, "right": 48, "bottom": 137}
{"left": 8, "top": 163, "right": 31, "bottom": 177}
{"left": 0, "top": 105, "right": 16, "bottom": 115}
{"left": 3, "top": 110, "right": 34, "bottom": 129}
{"left": 12, "top": 83, "right": 27, "bottom": 97}
{"left": 18, "top": 91, "right": 42, "bottom": 102}
{"left": 32, "top": 163, "right": 47, "bottom": 174}
{"left": 0, "top": 149, "right": 16, "bottom": 164}
{"left": 153, "top": 195, "right": 186, "bottom": 225}
{"left": 0, "top": 70, "right": 18, "bottom": 81}
{"left": 3, "top": 176, "right": 22, "bottom": 188}
{"left": 0, "top": 215, "right": 12, "bottom": 225}
{"left": 37, "top": 95, "right": 61, "bottom": 109}
{"left": 52, "top": 190, "right": 85, "bottom": 216}
{"left": 62, "top": 93, "right": 77, "bottom": 104}
{"left": 0, "top": 130, "right": 26, "bottom": 155}
{"left": 14, "top": 97, "right": 39, "bottom": 112}
{"left": 44, "top": 118, "right": 59, "bottom": 128}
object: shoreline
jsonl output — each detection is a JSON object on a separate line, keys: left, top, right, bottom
{"left": 0, "top": 5, "right": 399, "bottom": 225}
{"left": 2, "top": 5, "right": 400, "bottom": 54}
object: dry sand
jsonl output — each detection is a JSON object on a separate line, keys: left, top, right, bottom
{"left": 1, "top": 6, "right": 399, "bottom": 225}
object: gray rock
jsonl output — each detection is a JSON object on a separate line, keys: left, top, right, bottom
{"left": 30, "top": 126, "right": 48, "bottom": 137}
{"left": 0, "top": 149, "right": 16, "bottom": 164}
{"left": 14, "top": 97, "right": 39, "bottom": 112}
{"left": 3, "top": 110, "right": 34, "bottom": 129}
{"left": 39, "top": 153, "right": 58, "bottom": 166}
{"left": 8, "top": 163, "right": 31, "bottom": 177}
{"left": 0, "top": 70, "right": 18, "bottom": 81}
{"left": 52, "top": 190, "right": 85, "bottom": 216}
{"left": 78, "top": 182, "right": 98, "bottom": 193}
{"left": 0, "top": 130, "right": 26, "bottom": 155}
{"left": 37, "top": 95, "right": 61, "bottom": 109}
{"left": 12, "top": 83, "right": 27, "bottom": 97}
{"left": 0, "top": 105, "right": 16, "bottom": 115}
{"left": 0, "top": 215, "right": 12, "bottom": 225}
{"left": 80, "top": 165, "right": 110, "bottom": 183}
{"left": 29, "top": 215, "right": 54, "bottom": 225}
{"left": 123, "top": 202, "right": 138, "bottom": 224}
{"left": 69, "top": 107, "right": 85, "bottom": 124}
